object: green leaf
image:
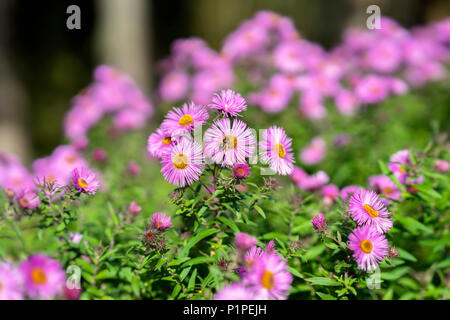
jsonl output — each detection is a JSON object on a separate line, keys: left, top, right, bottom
{"left": 217, "top": 216, "right": 240, "bottom": 233}
{"left": 316, "top": 292, "right": 337, "bottom": 300}
{"left": 305, "top": 277, "right": 341, "bottom": 286}
{"left": 396, "top": 248, "right": 417, "bottom": 262}
{"left": 188, "top": 268, "right": 197, "bottom": 291}
{"left": 253, "top": 205, "right": 266, "bottom": 219}
{"left": 180, "top": 229, "right": 219, "bottom": 257}
{"left": 181, "top": 256, "right": 216, "bottom": 268}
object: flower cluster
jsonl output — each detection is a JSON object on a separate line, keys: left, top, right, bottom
{"left": 158, "top": 11, "right": 449, "bottom": 118}
{"left": 147, "top": 89, "right": 295, "bottom": 188}
{"left": 64, "top": 65, "right": 153, "bottom": 143}
{"left": 156, "top": 39, "right": 233, "bottom": 105}
{"left": 215, "top": 234, "right": 292, "bottom": 300}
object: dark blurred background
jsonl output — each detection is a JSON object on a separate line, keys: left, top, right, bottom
{"left": 0, "top": 0, "right": 449, "bottom": 163}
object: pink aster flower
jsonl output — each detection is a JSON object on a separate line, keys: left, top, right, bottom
{"left": 300, "top": 137, "right": 327, "bottom": 165}
{"left": 72, "top": 167, "right": 100, "bottom": 194}
{"left": 355, "top": 75, "right": 389, "bottom": 104}
{"left": 348, "top": 225, "right": 388, "bottom": 271}
{"left": 161, "top": 139, "right": 204, "bottom": 187}
{"left": 322, "top": 184, "right": 339, "bottom": 205}
{"left": 244, "top": 246, "right": 265, "bottom": 267}
{"left": 0, "top": 262, "right": 24, "bottom": 300}
{"left": 92, "top": 148, "right": 107, "bottom": 162}
{"left": 349, "top": 189, "right": 393, "bottom": 233}
{"left": 311, "top": 213, "right": 327, "bottom": 232}
{"left": 209, "top": 89, "right": 247, "bottom": 117}
{"left": 435, "top": 159, "right": 449, "bottom": 173}
{"left": 69, "top": 232, "right": 83, "bottom": 244}
{"left": 214, "top": 283, "right": 255, "bottom": 300}
{"left": 16, "top": 189, "right": 40, "bottom": 210}
{"left": 298, "top": 170, "right": 329, "bottom": 191}
{"left": 129, "top": 201, "right": 142, "bottom": 215}
{"left": 369, "top": 174, "right": 400, "bottom": 201}
{"left": 259, "top": 126, "right": 294, "bottom": 175}
{"left": 147, "top": 127, "right": 174, "bottom": 159}
{"left": 233, "top": 163, "right": 251, "bottom": 179}
{"left": 388, "top": 149, "right": 411, "bottom": 183}
{"left": 243, "top": 253, "right": 292, "bottom": 300}
{"left": 340, "top": 185, "right": 364, "bottom": 200}
{"left": 204, "top": 118, "right": 256, "bottom": 167}
{"left": 19, "top": 254, "right": 65, "bottom": 299}
{"left": 127, "top": 161, "right": 141, "bottom": 176}
{"left": 290, "top": 166, "right": 308, "bottom": 186}
{"left": 235, "top": 233, "right": 258, "bottom": 251}
{"left": 266, "top": 240, "right": 278, "bottom": 254}
{"left": 161, "top": 102, "right": 209, "bottom": 136}
{"left": 334, "top": 89, "right": 360, "bottom": 116}
{"left": 151, "top": 212, "right": 172, "bottom": 231}
{"left": 158, "top": 71, "right": 189, "bottom": 102}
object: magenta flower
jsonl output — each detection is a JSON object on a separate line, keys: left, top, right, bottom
{"left": 388, "top": 149, "right": 411, "bottom": 183}
{"left": 233, "top": 163, "right": 251, "bottom": 179}
{"left": 151, "top": 212, "right": 172, "bottom": 231}
{"left": 235, "top": 233, "right": 258, "bottom": 251}
{"left": 129, "top": 201, "right": 142, "bottom": 215}
{"left": 311, "top": 213, "right": 327, "bottom": 232}
{"left": 72, "top": 167, "right": 100, "bottom": 194}
{"left": 349, "top": 189, "right": 393, "bottom": 233}
{"left": 369, "top": 175, "right": 400, "bottom": 200}
{"left": 209, "top": 89, "right": 247, "bottom": 117}
{"left": 244, "top": 246, "right": 265, "bottom": 268}
{"left": 435, "top": 159, "right": 449, "bottom": 173}
{"left": 92, "top": 148, "right": 107, "bottom": 162}
{"left": 127, "top": 161, "right": 141, "bottom": 176}
{"left": 161, "top": 139, "right": 204, "bottom": 187}
{"left": 0, "top": 262, "right": 24, "bottom": 300}
{"left": 158, "top": 71, "right": 189, "bottom": 102}
{"left": 322, "top": 184, "right": 339, "bottom": 204}
{"left": 259, "top": 126, "right": 294, "bottom": 175}
{"left": 147, "top": 127, "right": 173, "bottom": 159}
{"left": 204, "top": 118, "right": 256, "bottom": 167}
{"left": 300, "top": 137, "right": 327, "bottom": 165}
{"left": 214, "top": 283, "right": 255, "bottom": 300}
{"left": 161, "top": 102, "right": 209, "bottom": 136}
{"left": 243, "top": 253, "right": 292, "bottom": 300}
{"left": 335, "top": 89, "right": 359, "bottom": 116}
{"left": 355, "top": 75, "right": 389, "bottom": 104}
{"left": 348, "top": 225, "right": 388, "bottom": 271}
{"left": 340, "top": 185, "right": 364, "bottom": 200}
{"left": 16, "top": 189, "right": 40, "bottom": 210}
{"left": 69, "top": 232, "right": 83, "bottom": 244}
{"left": 19, "top": 254, "right": 65, "bottom": 299}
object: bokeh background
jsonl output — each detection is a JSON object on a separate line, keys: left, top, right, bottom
{"left": 0, "top": 0, "right": 449, "bottom": 163}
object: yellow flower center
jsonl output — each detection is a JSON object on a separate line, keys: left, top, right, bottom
{"left": 236, "top": 168, "right": 245, "bottom": 176}
{"left": 66, "top": 155, "right": 76, "bottom": 164}
{"left": 162, "top": 137, "right": 172, "bottom": 145}
{"left": 31, "top": 268, "right": 47, "bottom": 284}
{"left": 172, "top": 153, "right": 189, "bottom": 170}
{"left": 78, "top": 178, "right": 88, "bottom": 189}
{"left": 360, "top": 239, "right": 373, "bottom": 254}
{"left": 247, "top": 259, "right": 254, "bottom": 266}
{"left": 19, "top": 197, "right": 29, "bottom": 207}
{"left": 222, "top": 135, "right": 238, "bottom": 150}
{"left": 275, "top": 143, "right": 286, "bottom": 158}
{"left": 0, "top": 281, "right": 3, "bottom": 291}
{"left": 383, "top": 187, "right": 393, "bottom": 195}
{"left": 261, "top": 270, "right": 275, "bottom": 290}
{"left": 398, "top": 168, "right": 406, "bottom": 174}
{"left": 178, "top": 114, "right": 194, "bottom": 126}
{"left": 363, "top": 204, "right": 379, "bottom": 218}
